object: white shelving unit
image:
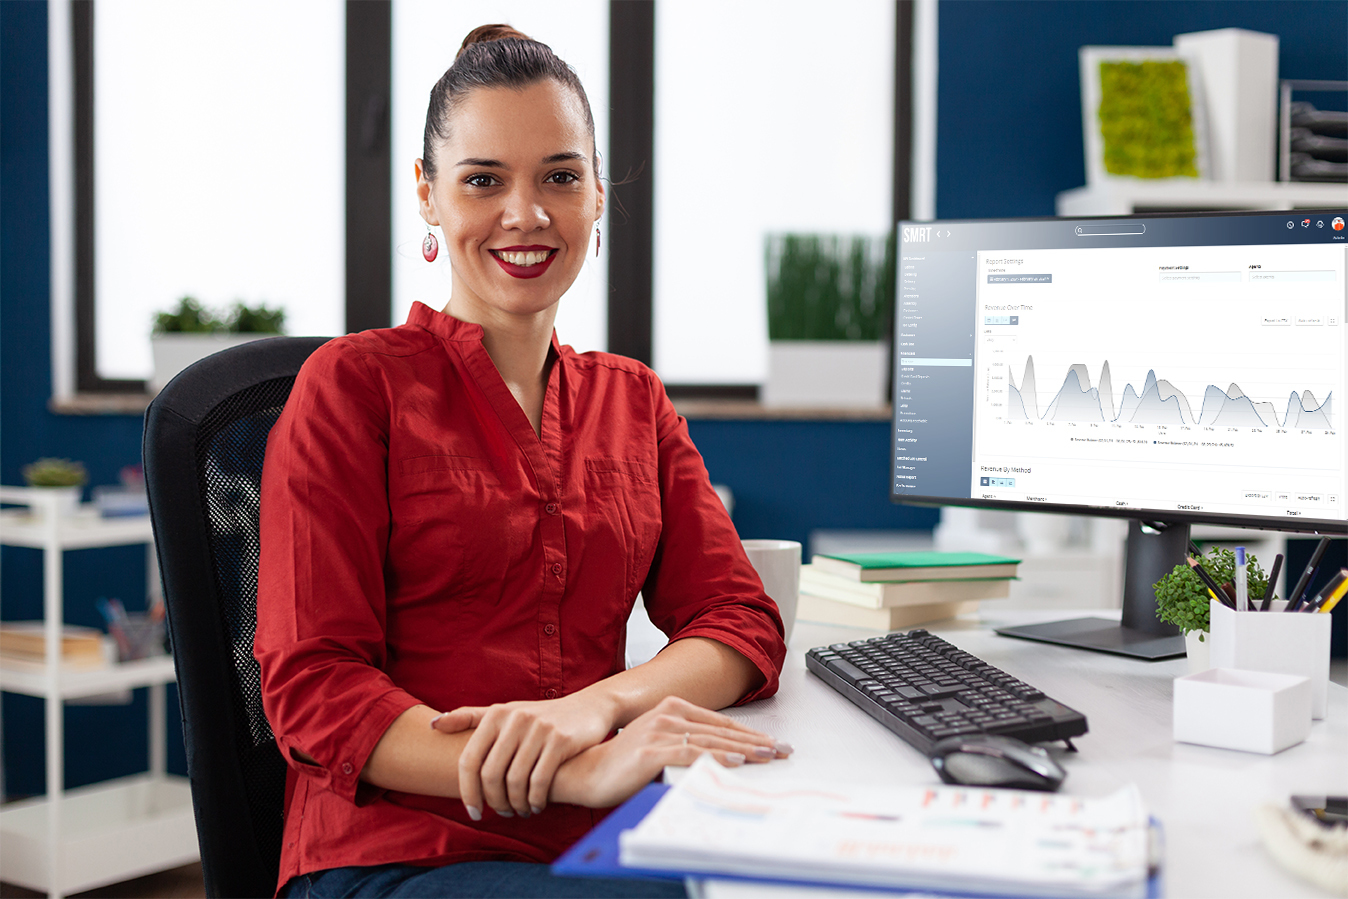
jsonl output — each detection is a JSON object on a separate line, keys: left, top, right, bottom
{"left": 0, "top": 488, "right": 197, "bottom": 899}
{"left": 1056, "top": 180, "right": 1348, "bottom": 215}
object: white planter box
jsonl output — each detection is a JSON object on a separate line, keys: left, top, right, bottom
{"left": 1173, "top": 667, "right": 1311, "bottom": 754}
{"left": 764, "top": 341, "right": 886, "bottom": 408}
{"left": 150, "top": 333, "right": 270, "bottom": 393}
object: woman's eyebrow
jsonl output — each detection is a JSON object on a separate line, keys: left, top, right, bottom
{"left": 455, "top": 152, "right": 585, "bottom": 168}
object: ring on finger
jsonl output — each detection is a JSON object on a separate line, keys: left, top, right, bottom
{"left": 682, "top": 732, "right": 690, "bottom": 746}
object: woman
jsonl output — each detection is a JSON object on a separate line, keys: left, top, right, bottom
{"left": 255, "top": 24, "right": 789, "bottom": 899}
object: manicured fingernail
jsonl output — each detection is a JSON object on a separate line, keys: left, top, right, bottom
{"left": 497, "top": 808, "right": 514, "bottom": 818}
{"left": 465, "top": 805, "right": 482, "bottom": 821}
{"left": 725, "top": 752, "right": 747, "bottom": 766}
{"left": 531, "top": 805, "right": 543, "bottom": 815}
{"left": 773, "top": 740, "right": 794, "bottom": 755}
{"left": 752, "top": 745, "right": 776, "bottom": 759}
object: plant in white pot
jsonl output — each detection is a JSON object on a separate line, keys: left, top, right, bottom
{"left": 150, "top": 297, "right": 285, "bottom": 392}
{"left": 1155, "top": 547, "right": 1269, "bottom": 674}
{"left": 763, "top": 233, "right": 893, "bottom": 407}
{"left": 21, "top": 457, "right": 88, "bottom": 517}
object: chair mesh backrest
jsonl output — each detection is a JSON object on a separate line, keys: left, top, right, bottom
{"left": 194, "top": 376, "right": 296, "bottom": 877}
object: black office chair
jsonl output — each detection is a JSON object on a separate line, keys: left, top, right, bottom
{"left": 144, "top": 336, "right": 330, "bottom": 899}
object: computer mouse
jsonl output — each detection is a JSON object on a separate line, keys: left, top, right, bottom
{"left": 929, "top": 734, "right": 1066, "bottom": 792}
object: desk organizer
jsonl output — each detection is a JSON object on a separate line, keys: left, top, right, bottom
{"left": 1209, "top": 599, "right": 1332, "bottom": 719}
{"left": 1174, "top": 667, "right": 1312, "bottom": 754}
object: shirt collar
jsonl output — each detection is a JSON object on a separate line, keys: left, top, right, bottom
{"left": 406, "top": 301, "right": 565, "bottom": 358}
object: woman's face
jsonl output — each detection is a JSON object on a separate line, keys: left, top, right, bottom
{"left": 417, "top": 79, "right": 603, "bottom": 325}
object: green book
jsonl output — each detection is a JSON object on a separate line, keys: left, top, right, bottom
{"left": 810, "top": 551, "right": 1021, "bottom": 583}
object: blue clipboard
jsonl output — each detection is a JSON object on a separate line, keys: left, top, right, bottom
{"left": 553, "top": 782, "right": 1165, "bottom": 898}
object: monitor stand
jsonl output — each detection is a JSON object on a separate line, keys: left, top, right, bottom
{"left": 995, "top": 520, "right": 1188, "bottom": 661}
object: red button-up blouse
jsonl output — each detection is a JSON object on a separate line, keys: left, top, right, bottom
{"left": 254, "top": 303, "right": 786, "bottom": 890}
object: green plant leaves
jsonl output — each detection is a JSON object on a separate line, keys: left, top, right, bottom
{"left": 152, "top": 296, "right": 286, "bottom": 335}
{"left": 1098, "top": 60, "right": 1198, "bottom": 178}
{"left": 766, "top": 233, "right": 894, "bottom": 341}
{"left": 1153, "top": 547, "right": 1269, "bottom": 634}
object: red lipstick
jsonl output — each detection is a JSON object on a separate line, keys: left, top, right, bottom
{"left": 489, "top": 246, "right": 558, "bottom": 279}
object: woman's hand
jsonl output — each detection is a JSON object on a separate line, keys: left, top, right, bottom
{"left": 549, "top": 695, "right": 791, "bottom": 810}
{"left": 431, "top": 691, "right": 620, "bottom": 819}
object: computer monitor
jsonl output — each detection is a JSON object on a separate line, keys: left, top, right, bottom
{"left": 893, "top": 209, "right": 1347, "bottom": 659}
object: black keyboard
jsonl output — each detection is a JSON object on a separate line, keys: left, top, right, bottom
{"left": 805, "top": 630, "right": 1088, "bottom": 755}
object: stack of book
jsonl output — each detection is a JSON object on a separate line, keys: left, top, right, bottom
{"left": 798, "top": 551, "right": 1020, "bottom": 630}
{"left": 0, "top": 622, "right": 109, "bottom": 671}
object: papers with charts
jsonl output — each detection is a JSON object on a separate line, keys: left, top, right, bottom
{"left": 621, "top": 756, "right": 1151, "bottom": 898}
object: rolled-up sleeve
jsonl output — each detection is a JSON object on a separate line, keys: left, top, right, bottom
{"left": 255, "top": 340, "right": 422, "bottom": 803}
{"left": 639, "top": 378, "right": 787, "bottom": 703}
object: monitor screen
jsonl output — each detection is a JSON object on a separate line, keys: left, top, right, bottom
{"left": 893, "top": 209, "right": 1347, "bottom": 536}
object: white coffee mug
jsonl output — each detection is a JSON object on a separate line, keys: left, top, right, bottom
{"left": 741, "top": 539, "right": 802, "bottom": 645}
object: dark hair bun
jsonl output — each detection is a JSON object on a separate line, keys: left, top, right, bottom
{"left": 457, "top": 24, "right": 533, "bottom": 59}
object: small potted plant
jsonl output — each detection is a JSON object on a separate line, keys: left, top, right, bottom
{"left": 150, "top": 296, "right": 286, "bottom": 392}
{"left": 21, "top": 457, "right": 89, "bottom": 517}
{"left": 763, "top": 232, "right": 894, "bottom": 407}
{"left": 1155, "top": 547, "right": 1268, "bottom": 673}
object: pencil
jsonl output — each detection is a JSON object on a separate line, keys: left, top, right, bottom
{"left": 1187, "top": 557, "right": 1235, "bottom": 609}
{"left": 1306, "top": 569, "right": 1348, "bottom": 614}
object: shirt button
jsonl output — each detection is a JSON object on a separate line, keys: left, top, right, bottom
{"left": 544, "top": 624, "right": 556, "bottom": 636}
{"left": 545, "top": 689, "right": 558, "bottom": 699}
{"left": 551, "top": 562, "right": 563, "bottom": 575}
{"left": 341, "top": 762, "right": 353, "bottom": 775}
{"left": 545, "top": 502, "right": 559, "bottom": 515}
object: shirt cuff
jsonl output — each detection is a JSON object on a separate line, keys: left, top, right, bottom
{"left": 311, "top": 688, "right": 424, "bottom": 804}
{"left": 668, "top": 626, "right": 784, "bottom": 705}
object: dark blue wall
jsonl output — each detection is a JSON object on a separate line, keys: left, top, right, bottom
{"left": 1, "top": 1, "right": 183, "bottom": 797}
{"left": 688, "top": 420, "right": 939, "bottom": 548}
{"left": 937, "top": 0, "right": 1348, "bottom": 219}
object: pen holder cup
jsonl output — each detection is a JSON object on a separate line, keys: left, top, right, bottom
{"left": 109, "top": 613, "right": 166, "bottom": 663}
{"left": 1209, "top": 599, "right": 1331, "bottom": 719}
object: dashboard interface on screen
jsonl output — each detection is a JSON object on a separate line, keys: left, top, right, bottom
{"left": 894, "top": 211, "right": 1347, "bottom": 531}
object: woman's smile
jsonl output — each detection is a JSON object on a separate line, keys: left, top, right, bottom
{"left": 490, "top": 245, "right": 558, "bottom": 279}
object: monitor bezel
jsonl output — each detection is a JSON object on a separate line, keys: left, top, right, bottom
{"left": 890, "top": 208, "right": 1348, "bottom": 537}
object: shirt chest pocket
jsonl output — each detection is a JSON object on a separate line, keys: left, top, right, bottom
{"left": 583, "top": 457, "right": 663, "bottom": 603}
{"left": 390, "top": 454, "right": 531, "bottom": 600}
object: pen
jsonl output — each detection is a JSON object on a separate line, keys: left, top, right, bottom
{"left": 1259, "top": 553, "right": 1283, "bottom": 611}
{"left": 1304, "top": 568, "right": 1348, "bottom": 613}
{"left": 1234, "top": 547, "right": 1248, "bottom": 611}
{"left": 1187, "top": 557, "right": 1235, "bottom": 609}
{"left": 1286, "top": 537, "right": 1331, "bottom": 612}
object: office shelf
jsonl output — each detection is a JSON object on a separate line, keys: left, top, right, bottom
{"left": 0, "top": 654, "right": 177, "bottom": 700}
{"left": 1056, "top": 180, "right": 1347, "bottom": 215}
{"left": 0, "top": 487, "right": 195, "bottom": 899}
{"left": 0, "top": 773, "right": 197, "bottom": 896}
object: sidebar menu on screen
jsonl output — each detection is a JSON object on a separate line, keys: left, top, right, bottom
{"left": 893, "top": 238, "right": 978, "bottom": 500}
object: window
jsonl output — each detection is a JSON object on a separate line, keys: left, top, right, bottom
{"left": 86, "top": 0, "right": 345, "bottom": 385}
{"left": 652, "top": 1, "right": 897, "bottom": 384}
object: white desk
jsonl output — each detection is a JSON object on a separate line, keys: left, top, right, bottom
{"left": 711, "top": 611, "right": 1347, "bottom": 899}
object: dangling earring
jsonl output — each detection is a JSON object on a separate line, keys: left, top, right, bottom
{"left": 595, "top": 226, "right": 601, "bottom": 258}
{"left": 422, "top": 226, "right": 439, "bottom": 263}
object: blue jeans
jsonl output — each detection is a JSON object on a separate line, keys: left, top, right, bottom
{"left": 284, "top": 861, "right": 687, "bottom": 898}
